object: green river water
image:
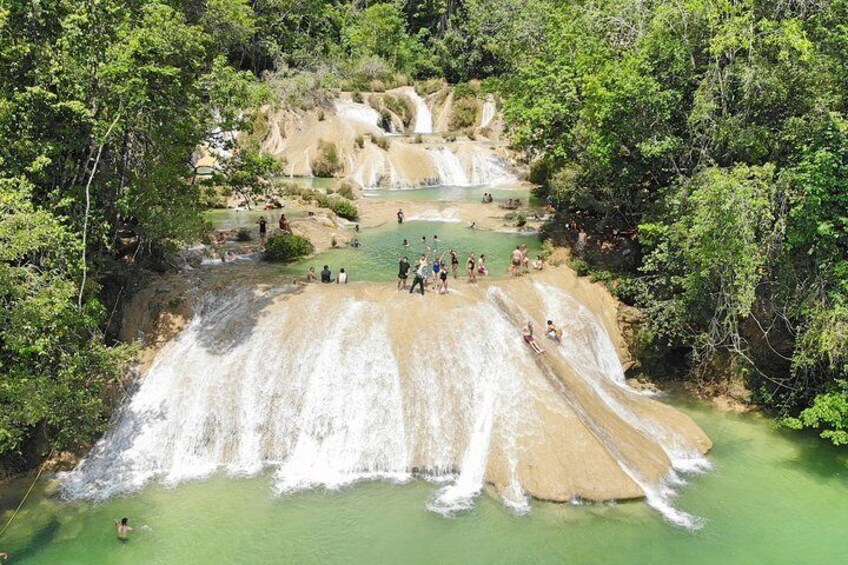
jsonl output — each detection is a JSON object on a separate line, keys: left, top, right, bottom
{"left": 1, "top": 396, "right": 846, "bottom": 564}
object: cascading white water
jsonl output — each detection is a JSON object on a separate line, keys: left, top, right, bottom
{"left": 334, "top": 99, "right": 382, "bottom": 129}
{"left": 405, "top": 208, "right": 463, "bottom": 223}
{"left": 465, "top": 146, "right": 518, "bottom": 186}
{"left": 527, "top": 281, "right": 711, "bottom": 528}
{"left": 428, "top": 148, "right": 469, "bottom": 186}
{"left": 425, "top": 146, "right": 517, "bottom": 188}
{"left": 61, "top": 281, "right": 709, "bottom": 527}
{"left": 61, "top": 289, "right": 538, "bottom": 512}
{"left": 406, "top": 88, "right": 433, "bottom": 134}
{"left": 480, "top": 95, "right": 496, "bottom": 128}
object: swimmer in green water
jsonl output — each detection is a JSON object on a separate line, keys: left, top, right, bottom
{"left": 115, "top": 517, "right": 133, "bottom": 541}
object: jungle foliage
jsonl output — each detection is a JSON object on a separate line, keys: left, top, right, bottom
{"left": 500, "top": 0, "right": 848, "bottom": 444}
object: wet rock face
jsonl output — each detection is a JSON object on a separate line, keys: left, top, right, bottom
{"left": 65, "top": 269, "right": 710, "bottom": 525}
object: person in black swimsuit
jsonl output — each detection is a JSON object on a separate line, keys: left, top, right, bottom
{"left": 449, "top": 249, "right": 460, "bottom": 279}
{"left": 466, "top": 253, "right": 477, "bottom": 283}
{"left": 397, "top": 256, "right": 411, "bottom": 290}
{"left": 439, "top": 265, "right": 449, "bottom": 294}
{"left": 258, "top": 216, "right": 267, "bottom": 245}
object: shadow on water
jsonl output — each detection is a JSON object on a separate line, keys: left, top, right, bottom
{"left": 779, "top": 427, "right": 848, "bottom": 479}
{"left": 4, "top": 516, "right": 60, "bottom": 563}
{"left": 194, "top": 282, "right": 305, "bottom": 355}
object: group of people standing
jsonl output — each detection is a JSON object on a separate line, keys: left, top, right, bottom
{"left": 398, "top": 235, "right": 490, "bottom": 296}
{"left": 510, "top": 245, "right": 544, "bottom": 275}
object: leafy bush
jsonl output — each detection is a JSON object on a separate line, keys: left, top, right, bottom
{"left": 416, "top": 78, "right": 443, "bottom": 96}
{"left": 374, "top": 136, "right": 391, "bottom": 150}
{"left": 443, "top": 133, "right": 457, "bottom": 142}
{"left": 465, "top": 127, "right": 476, "bottom": 141}
{"left": 453, "top": 82, "right": 479, "bottom": 99}
{"left": 352, "top": 91, "right": 364, "bottom": 103}
{"left": 312, "top": 139, "right": 341, "bottom": 177}
{"left": 570, "top": 257, "right": 591, "bottom": 277}
{"left": 264, "top": 233, "right": 314, "bottom": 262}
{"left": 328, "top": 198, "right": 359, "bottom": 220}
{"left": 450, "top": 96, "right": 479, "bottom": 130}
{"left": 236, "top": 227, "right": 252, "bottom": 241}
{"left": 337, "top": 182, "right": 356, "bottom": 200}
{"left": 384, "top": 94, "right": 413, "bottom": 128}
{"left": 783, "top": 381, "right": 848, "bottom": 446}
{"left": 515, "top": 212, "right": 527, "bottom": 227}
{"left": 414, "top": 134, "right": 423, "bottom": 144}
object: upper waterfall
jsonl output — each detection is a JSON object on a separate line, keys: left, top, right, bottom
{"left": 480, "top": 95, "right": 496, "bottom": 128}
{"left": 404, "top": 87, "right": 433, "bottom": 134}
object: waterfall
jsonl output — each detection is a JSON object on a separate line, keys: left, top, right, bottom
{"left": 334, "top": 99, "right": 382, "bottom": 130}
{"left": 480, "top": 95, "right": 496, "bottom": 128}
{"left": 405, "top": 208, "right": 463, "bottom": 223}
{"left": 428, "top": 147, "right": 468, "bottom": 186}
{"left": 61, "top": 281, "right": 709, "bottom": 527}
{"left": 407, "top": 88, "right": 433, "bottom": 134}
{"left": 428, "top": 146, "right": 517, "bottom": 187}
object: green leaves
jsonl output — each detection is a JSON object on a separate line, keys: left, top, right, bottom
{"left": 784, "top": 381, "right": 848, "bottom": 446}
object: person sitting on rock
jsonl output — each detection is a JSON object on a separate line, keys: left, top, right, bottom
{"left": 546, "top": 320, "right": 563, "bottom": 342}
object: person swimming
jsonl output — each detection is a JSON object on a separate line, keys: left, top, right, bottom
{"left": 402, "top": 239, "right": 410, "bottom": 247}
{"left": 115, "top": 517, "right": 133, "bottom": 542}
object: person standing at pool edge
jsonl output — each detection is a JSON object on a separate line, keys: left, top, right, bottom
{"left": 410, "top": 254, "right": 428, "bottom": 295}
{"left": 398, "top": 256, "right": 411, "bottom": 290}
{"left": 397, "top": 208, "right": 404, "bottom": 224}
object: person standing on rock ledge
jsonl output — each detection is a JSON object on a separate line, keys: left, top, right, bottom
{"left": 258, "top": 216, "right": 267, "bottom": 245}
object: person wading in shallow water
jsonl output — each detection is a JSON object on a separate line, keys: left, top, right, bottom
{"left": 115, "top": 517, "right": 133, "bottom": 542}
{"left": 410, "top": 254, "right": 428, "bottom": 295}
{"left": 398, "top": 256, "right": 411, "bottom": 290}
{"left": 450, "top": 249, "right": 460, "bottom": 279}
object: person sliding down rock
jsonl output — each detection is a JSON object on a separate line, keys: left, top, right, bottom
{"left": 523, "top": 321, "right": 544, "bottom": 354}
{"left": 546, "top": 320, "right": 563, "bottom": 343}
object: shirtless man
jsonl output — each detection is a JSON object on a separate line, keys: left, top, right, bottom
{"left": 115, "top": 517, "right": 133, "bottom": 542}
{"left": 523, "top": 322, "right": 544, "bottom": 354}
{"left": 510, "top": 246, "right": 523, "bottom": 276}
{"left": 306, "top": 267, "right": 317, "bottom": 282}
